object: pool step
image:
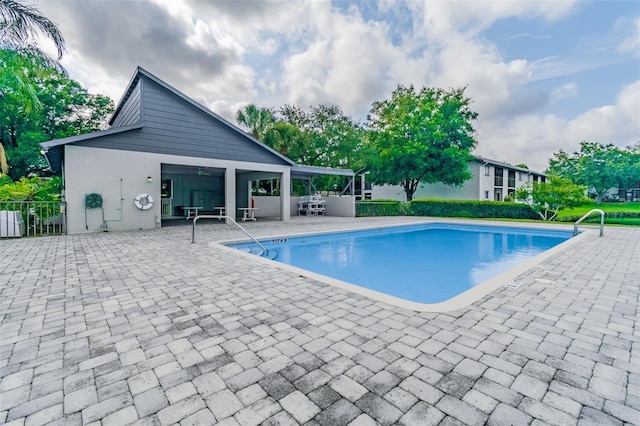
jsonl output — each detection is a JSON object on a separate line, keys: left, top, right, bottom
{"left": 261, "top": 249, "right": 278, "bottom": 260}
{"left": 238, "top": 246, "right": 278, "bottom": 260}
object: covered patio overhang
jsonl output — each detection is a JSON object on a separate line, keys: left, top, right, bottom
{"left": 291, "top": 164, "right": 356, "bottom": 195}
{"left": 287, "top": 165, "right": 357, "bottom": 217}
{"left": 160, "top": 161, "right": 292, "bottom": 223}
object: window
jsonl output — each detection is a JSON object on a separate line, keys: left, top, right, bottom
{"left": 484, "top": 190, "right": 489, "bottom": 199}
{"left": 519, "top": 172, "right": 523, "bottom": 182}
{"left": 494, "top": 167, "right": 503, "bottom": 187}
{"left": 540, "top": 176, "right": 546, "bottom": 183}
{"left": 508, "top": 170, "right": 516, "bottom": 188}
{"left": 485, "top": 165, "right": 490, "bottom": 176}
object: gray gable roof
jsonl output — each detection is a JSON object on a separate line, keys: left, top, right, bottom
{"left": 41, "top": 67, "right": 295, "bottom": 173}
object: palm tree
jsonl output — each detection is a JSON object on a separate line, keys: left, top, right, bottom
{"left": 0, "top": 0, "right": 66, "bottom": 175}
{"left": 263, "top": 122, "right": 305, "bottom": 158}
{"left": 236, "top": 104, "right": 275, "bottom": 140}
{"left": 0, "top": 143, "right": 7, "bottom": 175}
{"left": 0, "top": 0, "right": 66, "bottom": 59}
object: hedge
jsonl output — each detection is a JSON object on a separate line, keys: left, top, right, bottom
{"left": 356, "top": 200, "right": 404, "bottom": 216}
{"left": 356, "top": 198, "right": 538, "bottom": 219}
{"left": 407, "top": 199, "right": 539, "bottom": 219}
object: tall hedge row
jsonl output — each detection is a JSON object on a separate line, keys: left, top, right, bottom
{"left": 407, "top": 199, "right": 539, "bottom": 219}
{"left": 355, "top": 200, "right": 404, "bottom": 216}
{"left": 356, "top": 199, "right": 539, "bottom": 219}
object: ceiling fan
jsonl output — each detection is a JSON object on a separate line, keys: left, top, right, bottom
{"left": 196, "top": 168, "right": 211, "bottom": 176}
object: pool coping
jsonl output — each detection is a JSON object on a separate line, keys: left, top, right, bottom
{"left": 212, "top": 219, "right": 591, "bottom": 313}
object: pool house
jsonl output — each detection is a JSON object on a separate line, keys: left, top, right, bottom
{"left": 40, "top": 67, "right": 355, "bottom": 234}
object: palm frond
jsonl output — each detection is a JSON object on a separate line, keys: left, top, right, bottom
{"left": 0, "top": 0, "right": 66, "bottom": 59}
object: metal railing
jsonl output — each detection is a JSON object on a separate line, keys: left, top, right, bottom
{"left": 574, "top": 208, "right": 605, "bottom": 237}
{"left": 0, "top": 200, "right": 66, "bottom": 238}
{"left": 191, "top": 214, "right": 269, "bottom": 255}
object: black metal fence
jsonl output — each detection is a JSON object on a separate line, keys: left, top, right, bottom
{"left": 0, "top": 201, "right": 66, "bottom": 238}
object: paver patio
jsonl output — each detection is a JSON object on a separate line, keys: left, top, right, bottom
{"left": 1, "top": 217, "right": 638, "bottom": 425}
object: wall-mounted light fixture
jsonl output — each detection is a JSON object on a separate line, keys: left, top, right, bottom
{"left": 147, "top": 176, "right": 153, "bottom": 183}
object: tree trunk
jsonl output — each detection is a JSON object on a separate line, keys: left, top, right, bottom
{"left": 594, "top": 193, "right": 604, "bottom": 204}
{"left": 403, "top": 178, "right": 420, "bottom": 202}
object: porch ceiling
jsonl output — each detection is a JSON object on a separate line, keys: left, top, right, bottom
{"left": 161, "top": 164, "right": 224, "bottom": 177}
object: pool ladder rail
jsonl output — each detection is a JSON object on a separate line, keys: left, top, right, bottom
{"left": 191, "top": 214, "right": 277, "bottom": 259}
{"left": 573, "top": 209, "right": 605, "bottom": 237}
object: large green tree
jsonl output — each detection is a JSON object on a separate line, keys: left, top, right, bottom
{"left": 236, "top": 103, "right": 275, "bottom": 140}
{"left": 1, "top": 49, "right": 114, "bottom": 179}
{"left": 621, "top": 142, "right": 640, "bottom": 194}
{"left": 366, "top": 85, "right": 478, "bottom": 201}
{"left": 263, "top": 122, "right": 305, "bottom": 158}
{"left": 547, "top": 142, "right": 640, "bottom": 204}
{"left": 277, "top": 104, "right": 365, "bottom": 170}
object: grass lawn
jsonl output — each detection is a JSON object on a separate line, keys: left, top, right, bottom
{"left": 560, "top": 202, "right": 640, "bottom": 215}
{"left": 557, "top": 202, "right": 640, "bottom": 226}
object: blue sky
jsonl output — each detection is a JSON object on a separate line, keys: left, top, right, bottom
{"left": 486, "top": 1, "right": 638, "bottom": 117}
{"left": 38, "top": 0, "right": 639, "bottom": 172}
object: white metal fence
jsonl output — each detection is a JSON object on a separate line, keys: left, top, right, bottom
{"left": 0, "top": 201, "right": 66, "bottom": 238}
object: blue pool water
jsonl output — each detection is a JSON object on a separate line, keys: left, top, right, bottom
{"left": 229, "top": 224, "right": 573, "bottom": 304}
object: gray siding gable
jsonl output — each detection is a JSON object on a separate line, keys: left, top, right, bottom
{"left": 132, "top": 76, "right": 290, "bottom": 165}
{"left": 43, "top": 67, "right": 294, "bottom": 169}
{"left": 100, "top": 68, "right": 292, "bottom": 165}
{"left": 110, "top": 79, "right": 141, "bottom": 128}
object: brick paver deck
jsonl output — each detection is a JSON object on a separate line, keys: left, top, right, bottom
{"left": 1, "top": 217, "right": 638, "bottom": 425}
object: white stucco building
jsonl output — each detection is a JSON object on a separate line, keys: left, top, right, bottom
{"left": 371, "top": 156, "right": 546, "bottom": 202}
{"left": 41, "top": 67, "right": 354, "bottom": 234}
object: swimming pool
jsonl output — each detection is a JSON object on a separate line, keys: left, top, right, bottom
{"left": 226, "top": 223, "right": 578, "bottom": 311}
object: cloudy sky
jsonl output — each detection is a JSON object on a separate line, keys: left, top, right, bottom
{"left": 37, "top": 0, "right": 639, "bottom": 172}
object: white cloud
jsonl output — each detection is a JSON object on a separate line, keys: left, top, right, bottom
{"left": 428, "top": 34, "right": 539, "bottom": 120}
{"left": 408, "top": 0, "right": 577, "bottom": 37}
{"left": 31, "top": 0, "right": 637, "bottom": 173}
{"left": 281, "top": 7, "right": 402, "bottom": 116}
{"left": 475, "top": 81, "right": 640, "bottom": 171}
{"left": 38, "top": 0, "right": 255, "bottom": 104}
{"left": 618, "top": 18, "right": 640, "bottom": 55}
{"left": 207, "top": 100, "right": 242, "bottom": 123}
{"left": 566, "top": 80, "right": 640, "bottom": 145}
{"left": 550, "top": 83, "right": 578, "bottom": 104}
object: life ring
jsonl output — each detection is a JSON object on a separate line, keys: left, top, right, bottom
{"left": 134, "top": 194, "right": 154, "bottom": 210}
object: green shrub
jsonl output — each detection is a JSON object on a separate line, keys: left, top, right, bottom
{"left": 356, "top": 198, "right": 539, "bottom": 219}
{"left": 408, "top": 199, "right": 538, "bottom": 219}
{"left": 0, "top": 176, "right": 62, "bottom": 201}
{"left": 356, "top": 200, "right": 404, "bottom": 216}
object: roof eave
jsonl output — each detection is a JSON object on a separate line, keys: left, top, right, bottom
{"left": 473, "top": 155, "right": 546, "bottom": 176}
{"left": 291, "top": 164, "right": 355, "bottom": 179}
{"left": 40, "top": 123, "right": 144, "bottom": 149}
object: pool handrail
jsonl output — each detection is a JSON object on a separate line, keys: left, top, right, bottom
{"left": 573, "top": 208, "right": 605, "bottom": 237}
{"left": 191, "top": 215, "right": 268, "bottom": 255}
